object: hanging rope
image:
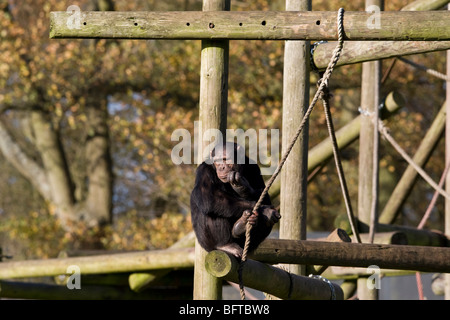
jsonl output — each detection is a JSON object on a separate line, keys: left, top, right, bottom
{"left": 319, "top": 83, "right": 361, "bottom": 244}
{"left": 238, "top": 8, "right": 346, "bottom": 300}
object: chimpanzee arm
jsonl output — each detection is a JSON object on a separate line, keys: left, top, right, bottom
{"left": 229, "top": 163, "right": 272, "bottom": 204}
{"left": 191, "top": 163, "right": 256, "bottom": 219}
{"left": 228, "top": 172, "right": 258, "bottom": 199}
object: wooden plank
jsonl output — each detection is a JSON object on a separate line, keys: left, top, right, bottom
{"left": 251, "top": 239, "right": 450, "bottom": 273}
{"left": 50, "top": 11, "right": 450, "bottom": 41}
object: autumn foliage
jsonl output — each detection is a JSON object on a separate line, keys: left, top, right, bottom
{"left": 0, "top": 0, "right": 448, "bottom": 259}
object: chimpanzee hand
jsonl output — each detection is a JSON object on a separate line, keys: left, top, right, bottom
{"left": 227, "top": 172, "right": 256, "bottom": 199}
{"left": 227, "top": 171, "right": 242, "bottom": 186}
{"left": 232, "top": 210, "right": 258, "bottom": 238}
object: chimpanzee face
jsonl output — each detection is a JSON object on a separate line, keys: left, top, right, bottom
{"left": 213, "top": 158, "right": 236, "bottom": 183}
{"left": 211, "top": 143, "right": 241, "bottom": 183}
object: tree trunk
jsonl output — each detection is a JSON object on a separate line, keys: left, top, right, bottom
{"left": 30, "top": 109, "right": 75, "bottom": 224}
{"left": 0, "top": 103, "right": 113, "bottom": 231}
{"left": 84, "top": 99, "right": 113, "bottom": 227}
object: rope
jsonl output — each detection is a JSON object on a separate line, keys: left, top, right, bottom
{"left": 414, "top": 160, "right": 450, "bottom": 301}
{"left": 368, "top": 62, "right": 381, "bottom": 244}
{"left": 397, "top": 57, "right": 450, "bottom": 82}
{"left": 377, "top": 119, "right": 450, "bottom": 202}
{"left": 238, "top": 8, "right": 346, "bottom": 300}
{"left": 319, "top": 82, "right": 361, "bottom": 244}
{"left": 417, "top": 160, "right": 450, "bottom": 229}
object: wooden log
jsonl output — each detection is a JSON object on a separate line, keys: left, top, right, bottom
{"left": 358, "top": 28, "right": 382, "bottom": 244}
{"left": 193, "top": 0, "right": 230, "bottom": 301}
{"left": 251, "top": 239, "right": 450, "bottom": 273}
{"left": 205, "top": 250, "right": 343, "bottom": 300}
{"left": 128, "top": 231, "right": 195, "bottom": 292}
{"left": 312, "top": 0, "right": 450, "bottom": 70}
{"left": 307, "top": 228, "right": 351, "bottom": 275}
{"left": 55, "top": 269, "right": 194, "bottom": 288}
{"left": 49, "top": 11, "right": 450, "bottom": 41}
{"left": 401, "top": 0, "right": 450, "bottom": 11}
{"left": 431, "top": 273, "right": 445, "bottom": 296}
{"left": 0, "top": 248, "right": 195, "bottom": 279}
{"left": 313, "top": 41, "right": 450, "bottom": 71}
{"left": 356, "top": 8, "right": 382, "bottom": 302}
{"left": 0, "top": 280, "right": 192, "bottom": 300}
{"left": 336, "top": 218, "right": 449, "bottom": 246}
{"left": 354, "top": 231, "right": 408, "bottom": 245}
{"left": 379, "top": 101, "right": 446, "bottom": 224}
{"left": 55, "top": 271, "right": 130, "bottom": 286}
{"left": 326, "top": 267, "right": 416, "bottom": 279}
{"left": 279, "top": 0, "right": 310, "bottom": 277}
{"left": 313, "top": 228, "right": 352, "bottom": 242}
{"left": 340, "top": 280, "right": 357, "bottom": 300}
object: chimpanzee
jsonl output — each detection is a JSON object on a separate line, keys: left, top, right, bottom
{"left": 190, "top": 142, "right": 281, "bottom": 258}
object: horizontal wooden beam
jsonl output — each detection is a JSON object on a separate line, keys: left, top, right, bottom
{"left": 251, "top": 239, "right": 450, "bottom": 273}
{"left": 313, "top": 41, "right": 450, "bottom": 70}
{"left": 205, "top": 250, "right": 343, "bottom": 300}
{"left": 50, "top": 11, "right": 450, "bottom": 41}
{"left": 0, "top": 248, "right": 195, "bottom": 279}
{"left": 0, "top": 280, "right": 192, "bottom": 300}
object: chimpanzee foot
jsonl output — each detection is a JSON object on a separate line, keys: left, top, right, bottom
{"left": 217, "top": 243, "right": 243, "bottom": 259}
{"left": 259, "top": 205, "right": 281, "bottom": 227}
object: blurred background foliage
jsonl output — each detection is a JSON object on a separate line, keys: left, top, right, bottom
{"left": 0, "top": 0, "right": 447, "bottom": 260}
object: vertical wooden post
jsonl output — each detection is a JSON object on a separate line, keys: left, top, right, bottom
{"left": 193, "top": 0, "right": 230, "bottom": 300}
{"left": 357, "top": 0, "right": 383, "bottom": 300}
{"left": 279, "top": 0, "right": 311, "bottom": 276}
{"left": 445, "top": 3, "right": 450, "bottom": 301}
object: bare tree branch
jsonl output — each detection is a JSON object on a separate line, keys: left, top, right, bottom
{"left": 0, "top": 118, "right": 51, "bottom": 200}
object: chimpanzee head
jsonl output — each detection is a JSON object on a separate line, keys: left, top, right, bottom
{"left": 210, "top": 142, "right": 245, "bottom": 183}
